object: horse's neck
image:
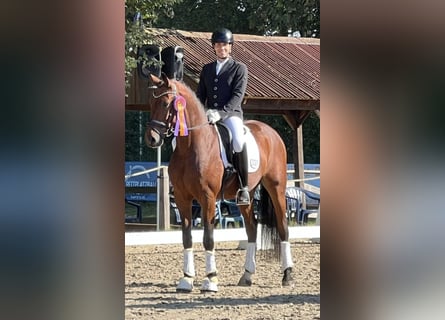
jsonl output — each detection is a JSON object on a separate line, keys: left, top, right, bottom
{"left": 175, "top": 89, "right": 213, "bottom": 152}
{"left": 185, "top": 103, "right": 206, "bottom": 127}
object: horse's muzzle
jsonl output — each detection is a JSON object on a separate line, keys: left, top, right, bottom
{"left": 145, "top": 128, "right": 164, "bottom": 148}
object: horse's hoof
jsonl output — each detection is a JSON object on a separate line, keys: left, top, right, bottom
{"left": 176, "top": 276, "right": 194, "bottom": 292}
{"left": 237, "top": 277, "right": 252, "bottom": 286}
{"left": 200, "top": 275, "right": 218, "bottom": 292}
{"left": 282, "top": 267, "right": 294, "bottom": 287}
{"left": 237, "top": 271, "right": 253, "bottom": 286}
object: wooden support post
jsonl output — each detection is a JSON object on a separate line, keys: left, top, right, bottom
{"left": 296, "top": 125, "right": 305, "bottom": 189}
{"left": 284, "top": 110, "right": 308, "bottom": 189}
{"left": 158, "top": 167, "right": 170, "bottom": 230}
{"left": 291, "top": 124, "right": 305, "bottom": 189}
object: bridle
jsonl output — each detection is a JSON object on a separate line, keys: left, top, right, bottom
{"left": 147, "top": 84, "right": 178, "bottom": 140}
{"left": 147, "top": 82, "right": 211, "bottom": 142}
{"left": 152, "top": 87, "right": 178, "bottom": 99}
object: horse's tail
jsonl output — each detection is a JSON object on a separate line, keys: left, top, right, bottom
{"left": 257, "top": 185, "right": 281, "bottom": 260}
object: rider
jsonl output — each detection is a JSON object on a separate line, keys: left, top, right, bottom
{"left": 196, "top": 28, "right": 250, "bottom": 205}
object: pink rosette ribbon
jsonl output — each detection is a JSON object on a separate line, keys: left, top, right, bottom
{"left": 174, "top": 95, "right": 188, "bottom": 136}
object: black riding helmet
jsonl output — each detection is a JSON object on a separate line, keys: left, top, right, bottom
{"left": 211, "top": 28, "right": 234, "bottom": 44}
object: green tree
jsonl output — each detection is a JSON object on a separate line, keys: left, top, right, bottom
{"left": 155, "top": 0, "right": 252, "bottom": 33}
{"left": 125, "top": 110, "right": 175, "bottom": 162}
{"left": 156, "top": 0, "right": 319, "bottom": 38}
{"left": 125, "top": 111, "right": 149, "bottom": 161}
{"left": 302, "top": 112, "right": 320, "bottom": 163}
{"left": 125, "top": 0, "right": 181, "bottom": 91}
{"left": 245, "top": 0, "right": 320, "bottom": 37}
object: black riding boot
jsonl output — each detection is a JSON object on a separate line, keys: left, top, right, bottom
{"left": 234, "top": 143, "right": 250, "bottom": 205}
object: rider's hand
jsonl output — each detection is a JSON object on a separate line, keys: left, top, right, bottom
{"left": 206, "top": 109, "right": 221, "bottom": 124}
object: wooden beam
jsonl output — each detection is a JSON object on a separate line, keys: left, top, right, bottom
{"left": 283, "top": 111, "right": 298, "bottom": 130}
{"left": 243, "top": 98, "right": 319, "bottom": 111}
{"left": 125, "top": 99, "right": 319, "bottom": 112}
{"left": 124, "top": 80, "right": 320, "bottom": 113}
{"left": 282, "top": 110, "right": 311, "bottom": 129}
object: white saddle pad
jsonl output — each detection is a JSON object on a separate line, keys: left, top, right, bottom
{"left": 218, "top": 126, "right": 260, "bottom": 173}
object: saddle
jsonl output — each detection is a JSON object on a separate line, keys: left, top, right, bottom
{"left": 214, "top": 121, "right": 260, "bottom": 176}
{"left": 215, "top": 122, "right": 235, "bottom": 167}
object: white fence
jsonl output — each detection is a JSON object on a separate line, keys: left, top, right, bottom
{"left": 125, "top": 166, "right": 320, "bottom": 244}
{"left": 125, "top": 225, "right": 320, "bottom": 246}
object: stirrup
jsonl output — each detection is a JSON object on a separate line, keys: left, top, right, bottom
{"left": 236, "top": 187, "right": 250, "bottom": 205}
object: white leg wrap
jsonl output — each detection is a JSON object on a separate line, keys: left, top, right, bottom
{"left": 183, "top": 248, "right": 195, "bottom": 277}
{"left": 205, "top": 250, "right": 217, "bottom": 275}
{"left": 244, "top": 242, "right": 256, "bottom": 274}
{"left": 281, "top": 241, "right": 294, "bottom": 272}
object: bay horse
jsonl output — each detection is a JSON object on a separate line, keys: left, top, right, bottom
{"left": 145, "top": 73, "right": 294, "bottom": 292}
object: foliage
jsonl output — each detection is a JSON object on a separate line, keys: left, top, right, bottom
{"left": 125, "top": 111, "right": 174, "bottom": 162}
{"left": 155, "top": 0, "right": 319, "bottom": 38}
{"left": 302, "top": 112, "right": 320, "bottom": 163}
{"left": 125, "top": 0, "right": 180, "bottom": 91}
{"left": 245, "top": 0, "right": 320, "bottom": 37}
{"left": 125, "top": 111, "right": 145, "bottom": 161}
{"left": 155, "top": 0, "right": 251, "bottom": 33}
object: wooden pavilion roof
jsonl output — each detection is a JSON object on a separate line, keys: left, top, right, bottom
{"left": 126, "top": 28, "right": 320, "bottom": 116}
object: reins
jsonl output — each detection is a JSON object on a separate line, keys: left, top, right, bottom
{"left": 188, "top": 121, "right": 210, "bottom": 131}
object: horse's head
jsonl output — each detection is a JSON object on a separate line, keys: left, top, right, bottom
{"left": 145, "top": 73, "right": 177, "bottom": 148}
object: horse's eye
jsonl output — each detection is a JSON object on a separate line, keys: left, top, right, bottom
{"left": 162, "top": 101, "right": 170, "bottom": 109}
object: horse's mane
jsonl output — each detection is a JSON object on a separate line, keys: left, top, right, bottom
{"left": 173, "top": 80, "right": 206, "bottom": 117}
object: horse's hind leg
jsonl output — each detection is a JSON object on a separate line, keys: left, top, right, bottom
{"left": 264, "top": 181, "right": 295, "bottom": 286}
{"left": 238, "top": 205, "right": 257, "bottom": 286}
{"left": 276, "top": 201, "right": 295, "bottom": 286}
{"left": 280, "top": 241, "right": 294, "bottom": 286}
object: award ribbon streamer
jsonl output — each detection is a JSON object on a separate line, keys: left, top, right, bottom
{"left": 174, "top": 95, "right": 188, "bottom": 136}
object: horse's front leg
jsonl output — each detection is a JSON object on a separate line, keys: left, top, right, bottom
{"left": 238, "top": 207, "right": 257, "bottom": 286}
{"left": 176, "top": 208, "right": 195, "bottom": 293}
{"left": 200, "top": 205, "right": 218, "bottom": 293}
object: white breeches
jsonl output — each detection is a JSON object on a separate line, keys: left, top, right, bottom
{"left": 223, "top": 116, "right": 245, "bottom": 152}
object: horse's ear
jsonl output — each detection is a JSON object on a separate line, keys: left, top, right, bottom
{"left": 148, "top": 75, "right": 154, "bottom": 88}
{"left": 148, "top": 73, "right": 162, "bottom": 88}
{"left": 161, "top": 72, "right": 170, "bottom": 87}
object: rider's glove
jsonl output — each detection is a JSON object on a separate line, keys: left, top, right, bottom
{"left": 206, "top": 109, "right": 221, "bottom": 124}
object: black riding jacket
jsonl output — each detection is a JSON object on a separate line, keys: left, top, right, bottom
{"left": 196, "top": 57, "right": 248, "bottom": 119}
